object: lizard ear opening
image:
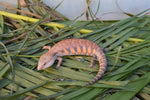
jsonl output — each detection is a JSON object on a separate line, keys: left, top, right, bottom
{"left": 42, "top": 46, "right": 51, "bottom": 51}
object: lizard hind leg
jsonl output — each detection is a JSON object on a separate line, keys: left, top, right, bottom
{"left": 56, "top": 57, "right": 63, "bottom": 68}
{"left": 89, "top": 55, "right": 96, "bottom": 68}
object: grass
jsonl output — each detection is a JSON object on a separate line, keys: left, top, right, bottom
{"left": 0, "top": 0, "right": 150, "bottom": 100}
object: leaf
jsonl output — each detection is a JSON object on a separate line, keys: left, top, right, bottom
{"left": 102, "top": 72, "right": 150, "bottom": 100}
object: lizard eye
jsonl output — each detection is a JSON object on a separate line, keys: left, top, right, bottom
{"left": 43, "top": 63, "right": 46, "bottom": 65}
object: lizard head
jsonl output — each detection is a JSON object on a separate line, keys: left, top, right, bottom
{"left": 37, "top": 46, "right": 57, "bottom": 70}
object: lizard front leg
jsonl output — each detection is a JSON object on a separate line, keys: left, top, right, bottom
{"left": 56, "top": 57, "right": 63, "bottom": 68}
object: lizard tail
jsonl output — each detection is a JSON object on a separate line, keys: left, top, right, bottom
{"left": 83, "top": 48, "right": 107, "bottom": 86}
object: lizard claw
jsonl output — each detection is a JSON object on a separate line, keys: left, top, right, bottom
{"left": 56, "top": 65, "right": 60, "bottom": 69}
{"left": 89, "top": 64, "right": 93, "bottom": 68}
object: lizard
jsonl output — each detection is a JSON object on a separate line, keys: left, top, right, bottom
{"left": 37, "top": 39, "right": 107, "bottom": 86}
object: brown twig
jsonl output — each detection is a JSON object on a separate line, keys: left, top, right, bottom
{"left": 3, "top": 31, "right": 29, "bottom": 44}
{"left": 23, "top": 96, "right": 32, "bottom": 100}
{"left": 0, "top": 2, "right": 42, "bottom": 18}
{"left": 86, "top": 0, "right": 93, "bottom": 20}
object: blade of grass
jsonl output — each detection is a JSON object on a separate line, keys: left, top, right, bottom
{"left": 72, "top": 88, "right": 103, "bottom": 100}
{"left": 12, "top": 12, "right": 50, "bottom": 58}
{"left": 45, "top": 67, "right": 93, "bottom": 82}
{"left": 52, "top": 21, "right": 93, "bottom": 42}
{"left": 108, "top": 41, "right": 150, "bottom": 55}
{"left": 0, "top": 79, "right": 11, "bottom": 89}
{"left": 107, "top": 28, "right": 139, "bottom": 50}
{"left": 0, "top": 64, "right": 9, "bottom": 78}
{"left": 102, "top": 72, "right": 150, "bottom": 100}
{"left": 102, "top": 27, "right": 134, "bottom": 47}
{"left": 0, "top": 41, "right": 14, "bottom": 95}
{"left": 58, "top": 87, "right": 91, "bottom": 100}
{"left": 0, "top": 81, "right": 47, "bottom": 99}
{"left": 39, "top": 87, "right": 79, "bottom": 100}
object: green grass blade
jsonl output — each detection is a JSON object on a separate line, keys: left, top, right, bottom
{"left": 103, "top": 72, "right": 150, "bottom": 100}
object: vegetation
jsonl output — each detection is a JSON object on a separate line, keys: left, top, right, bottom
{"left": 0, "top": 0, "right": 150, "bottom": 100}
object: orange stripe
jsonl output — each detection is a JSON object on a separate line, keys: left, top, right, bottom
{"left": 82, "top": 46, "right": 86, "bottom": 54}
{"left": 88, "top": 46, "right": 91, "bottom": 55}
{"left": 70, "top": 47, "right": 76, "bottom": 55}
{"left": 57, "top": 51, "right": 64, "bottom": 55}
{"left": 77, "top": 46, "right": 81, "bottom": 54}
{"left": 92, "top": 49, "right": 96, "bottom": 55}
{"left": 64, "top": 49, "right": 70, "bottom": 55}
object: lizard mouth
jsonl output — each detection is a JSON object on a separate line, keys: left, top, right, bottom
{"left": 37, "top": 65, "right": 43, "bottom": 70}
{"left": 37, "top": 56, "right": 58, "bottom": 70}
{"left": 37, "top": 60, "right": 54, "bottom": 70}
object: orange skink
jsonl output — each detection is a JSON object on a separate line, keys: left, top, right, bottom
{"left": 37, "top": 39, "right": 107, "bottom": 86}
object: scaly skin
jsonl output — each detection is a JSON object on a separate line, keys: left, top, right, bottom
{"left": 37, "top": 39, "right": 107, "bottom": 86}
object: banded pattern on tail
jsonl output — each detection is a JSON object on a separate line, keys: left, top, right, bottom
{"left": 84, "top": 48, "right": 107, "bottom": 86}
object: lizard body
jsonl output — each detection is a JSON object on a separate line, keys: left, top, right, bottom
{"left": 37, "top": 39, "right": 107, "bottom": 86}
